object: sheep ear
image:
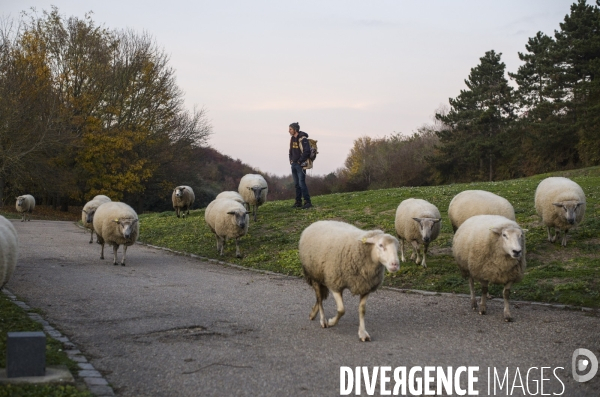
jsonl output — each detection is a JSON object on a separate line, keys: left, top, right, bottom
{"left": 132, "top": 219, "right": 139, "bottom": 225}
{"left": 522, "top": 229, "right": 528, "bottom": 233}
{"left": 434, "top": 218, "right": 442, "bottom": 223}
{"left": 82, "top": 210, "right": 87, "bottom": 214}
{"left": 489, "top": 227, "right": 502, "bottom": 235}
{"left": 112, "top": 218, "right": 120, "bottom": 224}
{"left": 412, "top": 217, "right": 422, "bottom": 223}
{"left": 360, "top": 237, "right": 377, "bottom": 245}
{"left": 227, "top": 211, "right": 236, "bottom": 215}
{"left": 245, "top": 211, "right": 250, "bottom": 215}
{"left": 247, "top": 187, "right": 252, "bottom": 190}
{"left": 552, "top": 202, "right": 563, "bottom": 208}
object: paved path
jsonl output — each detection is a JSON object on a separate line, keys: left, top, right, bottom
{"left": 7, "top": 220, "right": 600, "bottom": 396}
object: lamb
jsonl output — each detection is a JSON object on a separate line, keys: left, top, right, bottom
{"left": 92, "top": 202, "right": 139, "bottom": 266}
{"left": 448, "top": 190, "right": 515, "bottom": 232}
{"left": 82, "top": 196, "right": 112, "bottom": 243}
{"left": 394, "top": 198, "right": 441, "bottom": 268}
{"left": 0, "top": 216, "right": 18, "bottom": 289}
{"left": 238, "top": 174, "right": 268, "bottom": 221}
{"left": 299, "top": 220, "right": 400, "bottom": 342}
{"left": 534, "top": 177, "right": 586, "bottom": 247}
{"left": 15, "top": 195, "right": 35, "bottom": 222}
{"left": 172, "top": 185, "right": 195, "bottom": 218}
{"left": 452, "top": 215, "right": 526, "bottom": 322}
{"left": 215, "top": 191, "right": 246, "bottom": 205}
{"left": 204, "top": 198, "right": 249, "bottom": 258}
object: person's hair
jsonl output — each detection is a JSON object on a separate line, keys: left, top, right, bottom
{"left": 289, "top": 122, "right": 300, "bottom": 132}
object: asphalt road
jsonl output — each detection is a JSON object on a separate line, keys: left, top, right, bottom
{"left": 6, "top": 220, "right": 600, "bottom": 396}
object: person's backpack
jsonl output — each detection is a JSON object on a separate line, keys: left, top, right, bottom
{"left": 299, "top": 136, "right": 318, "bottom": 169}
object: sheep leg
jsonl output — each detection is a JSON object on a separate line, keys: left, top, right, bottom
{"left": 327, "top": 291, "right": 346, "bottom": 327}
{"left": 253, "top": 205, "right": 257, "bottom": 222}
{"left": 358, "top": 294, "right": 371, "bottom": 342}
{"left": 100, "top": 242, "right": 105, "bottom": 260}
{"left": 112, "top": 244, "right": 119, "bottom": 266}
{"left": 399, "top": 239, "right": 406, "bottom": 262}
{"left": 547, "top": 226, "right": 558, "bottom": 243}
{"left": 176, "top": 207, "right": 180, "bottom": 218}
{"left": 235, "top": 237, "right": 242, "bottom": 258}
{"left": 309, "top": 281, "right": 328, "bottom": 328}
{"left": 421, "top": 243, "right": 429, "bottom": 268}
{"left": 479, "top": 281, "right": 489, "bottom": 315}
{"left": 561, "top": 229, "right": 568, "bottom": 247}
{"left": 218, "top": 237, "right": 225, "bottom": 256}
{"left": 503, "top": 282, "right": 513, "bottom": 322}
{"left": 469, "top": 277, "right": 478, "bottom": 311}
{"left": 121, "top": 245, "right": 128, "bottom": 266}
{"left": 89, "top": 230, "right": 94, "bottom": 244}
{"left": 411, "top": 240, "right": 420, "bottom": 264}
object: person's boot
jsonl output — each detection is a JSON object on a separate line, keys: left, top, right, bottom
{"left": 302, "top": 201, "right": 313, "bottom": 209}
{"left": 292, "top": 200, "right": 302, "bottom": 208}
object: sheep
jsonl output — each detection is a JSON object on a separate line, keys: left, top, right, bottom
{"left": 172, "top": 185, "right": 195, "bottom": 218}
{"left": 0, "top": 216, "right": 18, "bottom": 289}
{"left": 534, "top": 177, "right": 586, "bottom": 247}
{"left": 15, "top": 195, "right": 35, "bottom": 222}
{"left": 238, "top": 174, "right": 268, "bottom": 221}
{"left": 204, "top": 198, "right": 249, "bottom": 258}
{"left": 298, "top": 220, "right": 400, "bottom": 342}
{"left": 82, "top": 196, "right": 112, "bottom": 244}
{"left": 452, "top": 215, "right": 526, "bottom": 322}
{"left": 448, "top": 190, "right": 515, "bottom": 232}
{"left": 215, "top": 191, "right": 246, "bottom": 205}
{"left": 93, "top": 202, "right": 139, "bottom": 266}
{"left": 394, "top": 198, "right": 442, "bottom": 268}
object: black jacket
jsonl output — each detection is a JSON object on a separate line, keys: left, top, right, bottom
{"left": 289, "top": 131, "right": 311, "bottom": 164}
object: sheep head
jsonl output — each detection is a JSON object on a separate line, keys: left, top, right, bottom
{"left": 112, "top": 218, "right": 139, "bottom": 240}
{"left": 552, "top": 201, "right": 585, "bottom": 225}
{"left": 247, "top": 186, "right": 267, "bottom": 204}
{"left": 227, "top": 210, "right": 249, "bottom": 230}
{"left": 490, "top": 226, "right": 524, "bottom": 259}
{"left": 361, "top": 233, "right": 400, "bottom": 273}
{"left": 412, "top": 217, "right": 442, "bottom": 243}
{"left": 174, "top": 187, "right": 186, "bottom": 198}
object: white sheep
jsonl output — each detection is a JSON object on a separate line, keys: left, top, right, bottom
{"left": 534, "top": 177, "right": 586, "bottom": 247}
{"left": 172, "top": 185, "right": 195, "bottom": 218}
{"left": 15, "top": 195, "right": 35, "bottom": 222}
{"left": 299, "top": 220, "right": 400, "bottom": 342}
{"left": 215, "top": 191, "right": 246, "bottom": 205}
{"left": 82, "top": 196, "right": 112, "bottom": 243}
{"left": 448, "top": 190, "right": 515, "bottom": 232}
{"left": 204, "top": 198, "right": 249, "bottom": 258}
{"left": 394, "top": 198, "right": 442, "bottom": 268}
{"left": 93, "top": 202, "right": 139, "bottom": 266}
{"left": 0, "top": 216, "right": 18, "bottom": 289}
{"left": 452, "top": 215, "right": 526, "bottom": 322}
{"left": 238, "top": 174, "right": 268, "bottom": 221}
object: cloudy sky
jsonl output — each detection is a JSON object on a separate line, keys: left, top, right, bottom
{"left": 3, "top": 1, "right": 581, "bottom": 175}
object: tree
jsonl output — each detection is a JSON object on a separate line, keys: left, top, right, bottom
{"left": 432, "top": 50, "right": 515, "bottom": 182}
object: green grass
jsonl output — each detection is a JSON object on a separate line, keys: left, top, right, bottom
{"left": 139, "top": 166, "right": 600, "bottom": 309}
{"left": 0, "top": 294, "right": 91, "bottom": 397}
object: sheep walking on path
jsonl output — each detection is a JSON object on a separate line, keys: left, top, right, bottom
{"left": 238, "top": 174, "right": 268, "bottom": 222}
{"left": 82, "top": 196, "right": 112, "bottom": 243}
{"left": 15, "top": 195, "right": 35, "bottom": 222}
{"left": 93, "top": 202, "right": 139, "bottom": 266}
{"left": 0, "top": 216, "right": 18, "bottom": 289}
{"left": 172, "top": 186, "right": 195, "bottom": 218}
{"left": 448, "top": 190, "right": 515, "bottom": 232}
{"left": 205, "top": 198, "right": 249, "bottom": 258}
{"left": 453, "top": 215, "right": 526, "bottom": 322}
{"left": 534, "top": 177, "right": 586, "bottom": 247}
{"left": 395, "top": 198, "right": 441, "bottom": 268}
{"left": 299, "top": 220, "right": 400, "bottom": 341}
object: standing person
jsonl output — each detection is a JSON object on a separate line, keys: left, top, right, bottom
{"left": 289, "top": 122, "right": 312, "bottom": 209}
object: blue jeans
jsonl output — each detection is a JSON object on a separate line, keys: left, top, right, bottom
{"left": 291, "top": 163, "right": 311, "bottom": 203}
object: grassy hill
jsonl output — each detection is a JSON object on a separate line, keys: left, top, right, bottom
{"left": 139, "top": 167, "right": 600, "bottom": 308}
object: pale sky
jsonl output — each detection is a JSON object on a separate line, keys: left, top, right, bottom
{"left": 3, "top": 1, "right": 581, "bottom": 176}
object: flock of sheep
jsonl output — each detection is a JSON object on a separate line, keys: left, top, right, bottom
{"left": 0, "top": 175, "right": 587, "bottom": 343}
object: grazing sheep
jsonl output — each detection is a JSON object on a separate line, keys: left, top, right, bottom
{"left": 82, "top": 196, "right": 112, "bottom": 244}
{"left": 395, "top": 198, "right": 442, "bottom": 268}
{"left": 453, "top": 215, "right": 526, "bottom": 322}
{"left": 93, "top": 202, "right": 139, "bottom": 266}
{"left": 0, "top": 216, "right": 18, "bottom": 289}
{"left": 172, "top": 186, "right": 195, "bottom": 218}
{"left": 448, "top": 190, "right": 515, "bottom": 232}
{"left": 215, "top": 191, "right": 246, "bottom": 205}
{"left": 238, "top": 174, "right": 268, "bottom": 221}
{"left": 15, "top": 195, "right": 35, "bottom": 222}
{"left": 534, "top": 177, "right": 586, "bottom": 247}
{"left": 204, "top": 198, "right": 249, "bottom": 258}
{"left": 299, "top": 220, "right": 400, "bottom": 342}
